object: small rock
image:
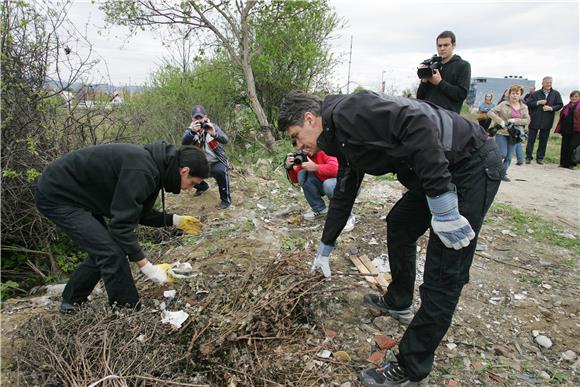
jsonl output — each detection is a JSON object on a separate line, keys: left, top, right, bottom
{"left": 558, "top": 232, "right": 576, "bottom": 239}
{"left": 541, "top": 283, "right": 552, "bottom": 290}
{"left": 538, "top": 370, "right": 551, "bottom": 380}
{"left": 373, "top": 335, "right": 397, "bottom": 350}
{"left": 163, "top": 289, "right": 176, "bottom": 298}
{"left": 446, "top": 343, "right": 457, "bottom": 350}
{"left": 532, "top": 330, "right": 540, "bottom": 338}
{"left": 44, "top": 283, "right": 67, "bottom": 297}
{"left": 475, "top": 243, "right": 488, "bottom": 251}
{"left": 256, "top": 203, "right": 267, "bottom": 210}
{"left": 526, "top": 228, "right": 534, "bottom": 234}
{"left": 316, "top": 349, "right": 332, "bottom": 359}
{"left": 372, "top": 316, "right": 391, "bottom": 330}
{"left": 535, "top": 335, "right": 553, "bottom": 349}
{"left": 492, "top": 344, "right": 513, "bottom": 358}
{"left": 561, "top": 350, "right": 577, "bottom": 362}
{"left": 367, "top": 351, "right": 385, "bottom": 364}
{"left": 324, "top": 329, "right": 337, "bottom": 339}
{"left": 340, "top": 383, "right": 352, "bottom": 387}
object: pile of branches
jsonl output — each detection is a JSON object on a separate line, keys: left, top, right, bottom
{"left": 12, "top": 256, "right": 351, "bottom": 386}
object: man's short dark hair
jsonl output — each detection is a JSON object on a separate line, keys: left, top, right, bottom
{"left": 277, "top": 91, "right": 322, "bottom": 132}
{"left": 437, "top": 30, "right": 456, "bottom": 44}
{"left": 178, "top": 146, "right": 210, "bottom": 178}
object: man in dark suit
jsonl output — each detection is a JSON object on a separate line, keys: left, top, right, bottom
{"left": 525, "top": 76, "right": 563, "bottom": 164}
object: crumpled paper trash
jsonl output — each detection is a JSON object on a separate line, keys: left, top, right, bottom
{"left": 161, "top": 310, "right": 189, "bottom": 329}
{"left": 168, "top": 262, "right": 196, "bottom": 279}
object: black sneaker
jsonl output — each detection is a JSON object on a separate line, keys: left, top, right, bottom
{"left": 516, "top": 161, "right": 524, "bottom": 166}
{"left": 360, "top": 361, "right": 411, "bottom": 386}
{"left": 525, "top": 158, "right": 532, "bottom": 164}
{"left": 59, "top": 301, "right": 80, "bottom": 314}
{"left": 537, "top": 159, "right": 544, "bottom": 165}
{"left": 219, "top": 201, "right": 231, "bottom": 209}
{"left": 501, "top": 175, "right": 511, "bottom": 182}
{"left": 193, "top": 188, "right": 208, "bottom": 197}
{"left": 363, "top": 294, "right": 414, "bottom": 324}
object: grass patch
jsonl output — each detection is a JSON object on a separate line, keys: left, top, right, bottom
{"left": 373, "top": 174, "right": 397, "bottom": 182}
{"left": 490, "top": 203, "right": 579, "bottom": 254}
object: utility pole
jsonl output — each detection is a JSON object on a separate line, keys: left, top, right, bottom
{"left": 346, "top": 35, "right": 352, "bottom": 94}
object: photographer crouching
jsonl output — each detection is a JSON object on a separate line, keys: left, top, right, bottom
{"left": 182, "top": 105, "right": 232, "bottom": 209}
{"left": 285, "top": 148, "right": 355, "bottom": 231}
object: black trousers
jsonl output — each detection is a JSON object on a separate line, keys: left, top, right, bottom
{"left": 560, "top": 132, "right": 580, "bottom": 167}
{"left": 36, "top": 191, "right": 140, "bottom": 307}
{"left": 194, "top": 161, "right": 231, "bottom": 204}
{"left": 525, "top": 128, "right": 551, "bottom": 161}
{"left": 383, "top": 140, "right": 502, "bottom": 381}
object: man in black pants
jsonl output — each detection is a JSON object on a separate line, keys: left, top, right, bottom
{"left": 278, "top": 91, "right": 502, "bottom": 386}
{"left": 416, "top": 30, "right": 471, "bottom": 113}
{"left": 525, "top": 76, "right": 563, "bottom": 164}
{"left": 36, "top": 143, "right": 209, "bottom": 312}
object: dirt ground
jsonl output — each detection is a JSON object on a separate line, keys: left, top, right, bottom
{"left": 1, "top": 162, "right": 578, "bottom": 386}
{"left": 496, "top": 163, "right": 580, "bottom": 230}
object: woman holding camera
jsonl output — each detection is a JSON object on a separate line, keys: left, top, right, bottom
{"left": 487, "top": 84, "right": 530, "bottom": 181}
{"left": 477, "top": 93, "right": 495, "bottom": 130}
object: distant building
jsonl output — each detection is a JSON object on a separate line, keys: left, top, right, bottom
{"left": 467, "top": 76, "right": 536, "bottom": 107}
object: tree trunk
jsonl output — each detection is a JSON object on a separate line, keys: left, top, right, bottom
{"left": 241, "top": 64, "right": 278, "bottom": 152}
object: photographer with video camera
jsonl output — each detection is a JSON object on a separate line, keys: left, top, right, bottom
{"left": 285, "top": 148, "right": 355, "bottom": 231}
{"left": 182, "top": 104, "right": 232, "bottom": 209}
{"left": 416, "top": 30, "right": 471, "bottom": 113}
{"left": 487, "top": 85, "right": 530, "bottom": 182}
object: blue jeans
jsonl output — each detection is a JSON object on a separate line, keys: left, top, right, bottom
{"left": 297, "top": 170, "right": 336, "bottom": 212}
{"left": 515, "top": 143, "right": 524, "bottom": 164}
{"left": 495, "top": 135, "right": 515, "bottom": 174}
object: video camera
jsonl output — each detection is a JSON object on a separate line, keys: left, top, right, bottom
{"left": 290, "top": 150, "right": 307, "bottom": 167}
{"left": 417, "top": 55, "right": 443, "bottom": 79}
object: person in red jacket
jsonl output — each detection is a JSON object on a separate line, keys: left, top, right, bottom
{"left": 285, "top": 149, "right": 355, "bottom": 231}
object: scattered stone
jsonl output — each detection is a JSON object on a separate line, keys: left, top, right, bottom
{"left": 256, "top": 203, "right": 267, "bottom": 210}
{"left": 561, "top": 350, "right": 577, "bottom": 362}
{"left": 44, "top": 283, "right": 67, "bottom": 297}
{"left": 558, "top": 232, "right": 576, "bottom": 239}
{"left": 538, "top": 370, "right": 550, "bottom": 380}
{"left": 526, "top": 228, "right": 534, "bottom": 234}
{"left": 373, "top": 316, "right": 393, "bottom": 331}
{"left": 532, "top": 330, "right": 540, "bottom": 338}
{"left": 446, "top": 343, "right": 457, "bottom": 350}
{"left": 324, "top": 329, "right": 337, "bottom": 339}
{"left": 317, "top": 349, "right": 332, "bottom": 359}
{"left": 475, "top": 243, "right": 488, "bottom": 251}
{"left": 367, "top": 351, "right": 385, "bottom": 364}
{"left": 535, "top": 335, "right": 553, "bottom": 349}
{"left": 340, "top": 383, "right": 352, "bottom": 387}
{"left": 492, "top": 344, "right": 513, "bottom": 358}
{"left": 373, "top": 334, "right": 397, "bottom": 350}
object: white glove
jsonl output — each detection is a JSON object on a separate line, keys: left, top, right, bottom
{"left": 310, "top": 242, "right": 334, "bottom": 278}
{"left": 426, "top": 191, "right": 475, "bottom": 250}
{"left": 140, "top": 262, "right": 169, "bottom": 285}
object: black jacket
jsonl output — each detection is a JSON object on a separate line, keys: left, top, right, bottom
{"left": 36, "top": 142, "right": 179, "bottom": 261}
{"left": 318, "top": 91, "right": 488, "bottom": 245}
{"left": 416, "top": 54, "right": 471, "bottom": 113}
{"left": 525, "top": 89, "right": 563, "bottom": 130}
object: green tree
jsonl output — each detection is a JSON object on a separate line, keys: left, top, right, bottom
{"left": 100, "top": 0, "right": 342, "bottom": 152}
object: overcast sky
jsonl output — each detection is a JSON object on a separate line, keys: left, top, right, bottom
{"left": 68, "top": 0, "right": 579, "bottom": 99}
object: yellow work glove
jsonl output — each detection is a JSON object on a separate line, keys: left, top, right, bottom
{"left": 173, "top": 214, "right": 202, "bottom": 234}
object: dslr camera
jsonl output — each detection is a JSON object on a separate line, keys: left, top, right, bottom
{"left": 289, "top": 150, "right": 307, "bottom": 167}
{"left": 198, "top": 119, "right": 212, "bottom": 131}
{"left": 506, "top": 122, "right": 527, "bottom": 144}
{"left": 417, "top": 55, "right": 443, "bottom": 79}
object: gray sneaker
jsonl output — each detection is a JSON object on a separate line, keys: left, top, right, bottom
{"left": 363, "top": 294, "right": 414, "bottom": 325}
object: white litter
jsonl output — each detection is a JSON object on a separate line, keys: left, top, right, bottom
{"left": 168, "top": 262, "right": 196, "bottom": 279}
{"left": 163, "top": 290, "right": 177, "bottom": 299}
{"left": 161, "top": 310, "right": 189, "bottom": 329}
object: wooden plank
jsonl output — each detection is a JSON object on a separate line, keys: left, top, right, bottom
{"left": 358, "top": 254, "right": 390, "bottom": 292}
{"left": 348, "top": 255, "right": 379, "bottom": 286}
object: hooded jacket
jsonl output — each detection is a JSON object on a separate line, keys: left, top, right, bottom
{"left": 416, "top": 54, "right": 471, "bottom": 113}
{"left": 317, "top": 91, "right": 488, "bottom": 244}
{"left": 36, "top": 142, "right": 179, "bottom": 261}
